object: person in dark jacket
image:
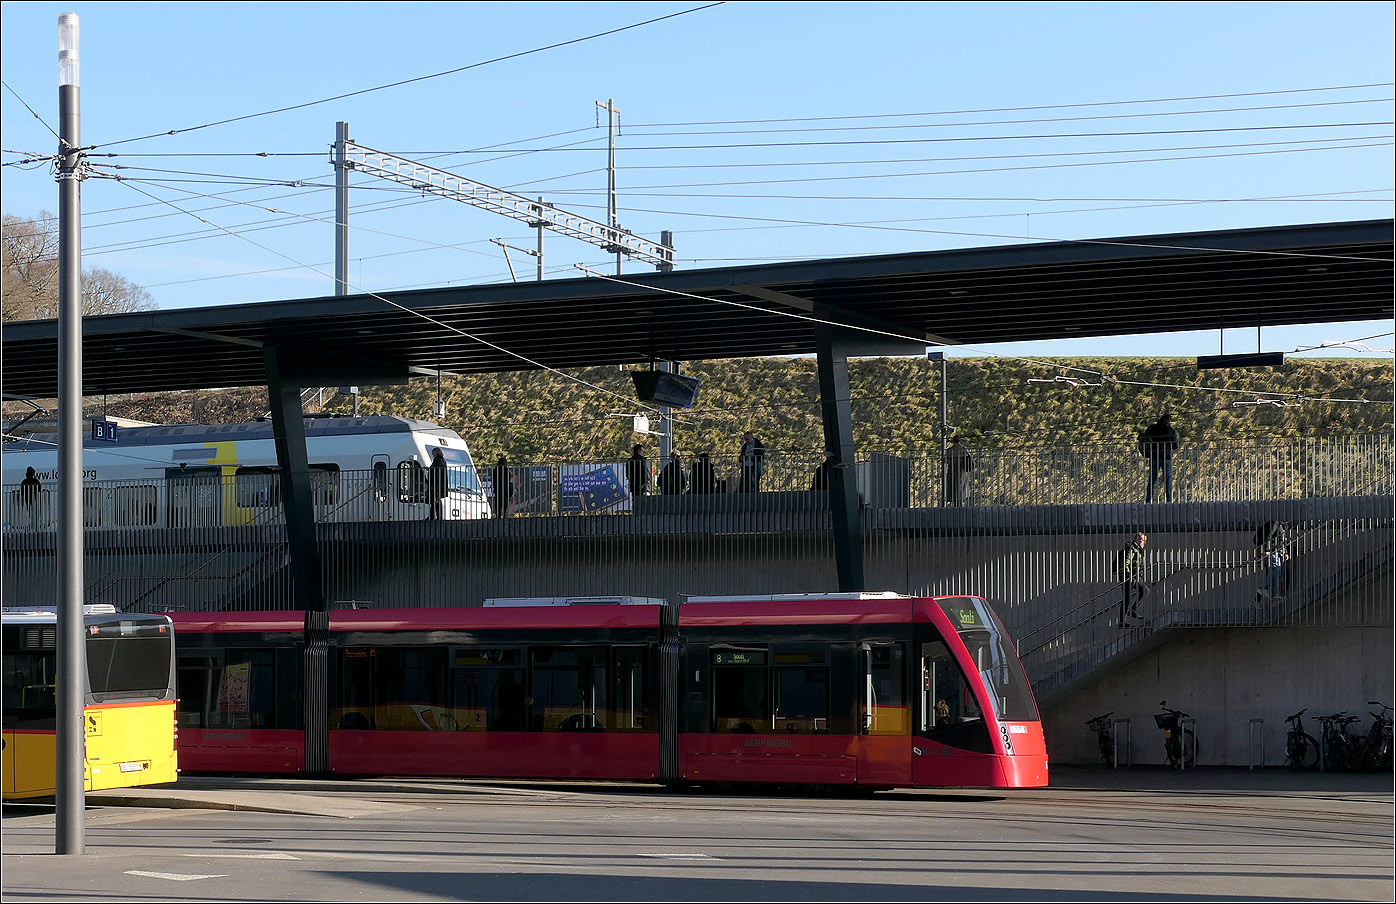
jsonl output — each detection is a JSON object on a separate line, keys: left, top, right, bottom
{"left": 1138, "top": 412, "right": 1180, "bottom": 502}
{"left": 811, "top": 454, "right": 832, "bottom": 492}
{"left": 626, "top": 444, "right": 651, "bottom": 498}
{"left": 427, "top": 448, "right": 448, "bottom": 520}
{"left": 657, "top": 452, "right": 689, "bottom": 496}
{"left": 945, "top": 434, "right": 974, "bottom": 506}
{"left": 1115, "top": 532, "right": 1149, "bottom": 626}
{"left": 690, "top": 452, "right": 719, "bottom": 495}
{"left": 737, "top": 431, "right": 765, "bottom": 492}
{"left": 491, "top": 455, "right": 512, "bottom": 518}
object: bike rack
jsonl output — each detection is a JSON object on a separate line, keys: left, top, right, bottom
{"left": 1249, "top": 718, "right": 1264, "bottom": 770}
{"left": 1112, "top": 717, "right": 1132, "bottom": 768}
{"left": 1181, "top": 716, "right": 1197, "bottom": 770}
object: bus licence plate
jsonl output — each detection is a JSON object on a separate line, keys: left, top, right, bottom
{"left": 119, "top": 762, "right": 149, "bottom": 773}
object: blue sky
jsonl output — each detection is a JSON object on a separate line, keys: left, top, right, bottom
{"left": 2, "top": 1, "right": 1392, "bottom": 359}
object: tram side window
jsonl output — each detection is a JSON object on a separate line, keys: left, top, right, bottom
{"left": 919, "top": 639, "right": 991, "bottom": 753}
{"left": 531, "top": 646, "right": 608, "bottom": 731}
{"left": 450, "top": 648, "right": 526, "bottom": 731}
{"left": 610, "top": 646, "right": 649, "bottom": 732}
{"left": 209, "top": 650, "right": 279, "bottom": 730}
{"left": 333, "top": 648, "right": 375, "bottom": 730}
{"left": 773, "top": 647, "right": 829, "bottom": 734}
{"left": 864, "top": 642, "right": 908, "bottom": 736}
{"left": 710, "top": 645, "right": 770, "bottom": 733}
{"left": 372, "top": 461, "right": 390, "bottom": 502}
{"left": 176, "top": 656, "right": 216, "bottom": 728}
{"left": 372, "top": 648, "right": 449, "bottom": 731}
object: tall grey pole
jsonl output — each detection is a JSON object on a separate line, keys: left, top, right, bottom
{"left": 56, "top": 11, "right": 86, "bottom": 855}
{"left": 334, "top": 121, "right": 350, "bottom": 295}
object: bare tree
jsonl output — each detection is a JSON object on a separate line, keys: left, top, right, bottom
{"left": 2, "top": 212, "right": 156, "bottom": 320}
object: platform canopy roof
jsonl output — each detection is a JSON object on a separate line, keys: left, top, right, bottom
{"left": 2, "top": 218, "right": 1391, "bottom": 399}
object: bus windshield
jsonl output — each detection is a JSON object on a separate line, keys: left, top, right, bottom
{"left": 936, "top": 597, "right": 1039, "bottom": 722}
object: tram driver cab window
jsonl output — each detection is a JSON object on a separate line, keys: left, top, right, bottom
{"left": 919, "top": 639, "right": 991, "bottom": 753}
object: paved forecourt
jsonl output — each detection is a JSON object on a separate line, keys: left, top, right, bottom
{"left": 3, "top": 768, "right": 1392, "bottom": 902}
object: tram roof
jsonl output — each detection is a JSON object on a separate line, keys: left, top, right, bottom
{"left": 2, "top": 218, "right": 1390, "bottom": 399}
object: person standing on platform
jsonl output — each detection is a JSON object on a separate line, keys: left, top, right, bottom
{"left": 691, "top": 452, "right": 719, "bottom": 494}
{"left": 811, "top": 453, "right": 832, "bottom": 492}
{"left": 738, "top": 430, "right": 765, "bottom": 492}
{"left": 1114, "top": 532, "right": 1150, "bottom": 626}
{"left": 658, "top": 452, "right": 689, "bottom": 496}
{"left": 626, "top": 443, "right": 651, "bottom": 498}
{"left": 1138, "top": 412, "right": 1180, "bottom": 502}
{"left": 18, "top": 467, "right": 43, "bottom": 527}
{"left": 427, "top": 448, "right": 448, "bottom": 520}
{"left": 945, "top": 434, "right": 974, "bottom": 506}
{"left": 491, "top": 455, "right": 512, "bottom": 518}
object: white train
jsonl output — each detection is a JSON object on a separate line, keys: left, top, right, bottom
{"left": 1, "top": 415, "right": 491, "bottom": 529}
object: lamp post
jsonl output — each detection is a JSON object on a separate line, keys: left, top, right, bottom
{"left": 56, "top": 10, "right": 86, "bottom": 855}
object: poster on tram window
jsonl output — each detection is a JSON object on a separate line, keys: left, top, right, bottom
{"left": 217, "top": 661, "right": 251, "bottom": 713}
{"left": 559, "top": 463, "right": 631, "bottom": 513}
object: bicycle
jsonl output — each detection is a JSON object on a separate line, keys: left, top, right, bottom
{"left": 1354, "top": 702, "right": 1392, "bottom": 773}
{"left": 1315, "top": 712, "right": 1363, "bottom": 772}
{"left": 1283, "top": 708, "right": 1320, "bottom": 771}
{"left": 1154, "top": 701, "right": 1196, "bottom": 770}
{"left": 1086, "top": 712, "right": 1115, "bottom": 767}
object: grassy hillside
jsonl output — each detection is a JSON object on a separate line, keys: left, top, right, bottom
{"left": 41, "top": 356, "right": 1392, "bottom": 464}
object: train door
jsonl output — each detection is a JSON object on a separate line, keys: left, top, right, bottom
{"left": 166, "top": 466, "right": 222, "bottom": 528}
{"left": 371, "top": 455, "right": 390, "bottom": 512}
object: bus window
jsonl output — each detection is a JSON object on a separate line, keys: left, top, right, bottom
{"left": 710, "top": 645, "right": 769, "bottom": 733}
{"left": 87, "top": 628, "right": 174, "bottom": 702}
{"left": 919, "top": 639, "right": 991, "bottom": 753}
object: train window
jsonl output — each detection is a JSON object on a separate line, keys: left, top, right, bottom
{"left": 372, "top": 648, "right": 449, "bottom": 731}
{"left": 310, "top": 464, "right": 340, "bottom": 506}
{"left": 112, "top": 485, "right": 157, "bottom": 526}
{"left": 439, "top": 448, "right": 483, "bottom": 493}
{"left": 451, "top": 648, "right": 526, "bottom": 731}
{"left": 610, "top": 646, "right": 649, "bottom": 732}
{"left": 530, "top": 646, "right": 608, "bottom": 732}
{"left": 333, "top": 648, "right": 375, "bottom": 729}
{"left": 863, "top": 642, "right": 908, "bottom": 736}
{"left": 372, "top": 462, "right": 389, "bottom": 503}
{"left": 710, "top": 644, "right": 769, "bottom": 733}
{"left": 235, "top": 467, "right": 281, "bottom": 508}
{"left": 935, "top": 597, "right": 1041, "bottom": 722}
{"left": 82, "top": 486, "right": 105, "bottom": 527}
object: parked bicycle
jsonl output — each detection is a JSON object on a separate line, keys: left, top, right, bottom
{"left": 1354, "top": 701, "right": 1392, "bottom": 773}
{"left": 1283, "top": 708, "right": 1320, "bottom": 771}
{"left": 1315, "top": 711, "right": 1363, "bottom": 772}
{"left": 1086, "top": 712, "right": 1115, "bottom": 767}
{"left": 1154, "top": 701, "right": 1195, "bottom": 770}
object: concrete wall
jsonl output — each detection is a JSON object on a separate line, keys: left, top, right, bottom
{"left": 1041, "top": 569, "right": 1394, "bottom": 767}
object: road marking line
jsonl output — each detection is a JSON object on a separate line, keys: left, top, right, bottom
{"left": 124, "top": 870, "right": 228, "bottom": 882}
{"left": 637, "top": 853, "right": 721, "bottom": 861}
{"left": 183, "top": 852, "right": 300, "bottom": 860}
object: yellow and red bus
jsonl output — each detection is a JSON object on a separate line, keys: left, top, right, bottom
{"left": 3, "top": 605, "right": 178, "bottom": 800}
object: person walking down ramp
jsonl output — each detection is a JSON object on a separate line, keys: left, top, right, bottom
{"left": 1115, "top": 532, "right": 1150, "bottom": 627}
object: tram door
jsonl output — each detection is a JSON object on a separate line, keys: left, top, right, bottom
{"left": 166, "top": 467, "right": 222, "bottom": 528}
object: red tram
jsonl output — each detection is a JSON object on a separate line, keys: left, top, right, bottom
{"left": 170, "top": 593, "right": 1047, "bottom": 790}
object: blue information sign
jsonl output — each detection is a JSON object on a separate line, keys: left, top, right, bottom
{"left": 91, "top": 419, "right": 119, "bottom": 443}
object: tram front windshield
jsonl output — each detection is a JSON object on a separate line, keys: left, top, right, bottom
{"left": 439, "top": 448, "right": 483, "bottom": 493}
{"left": 936, "top": 597, "right": 1039, "bottom": 722}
